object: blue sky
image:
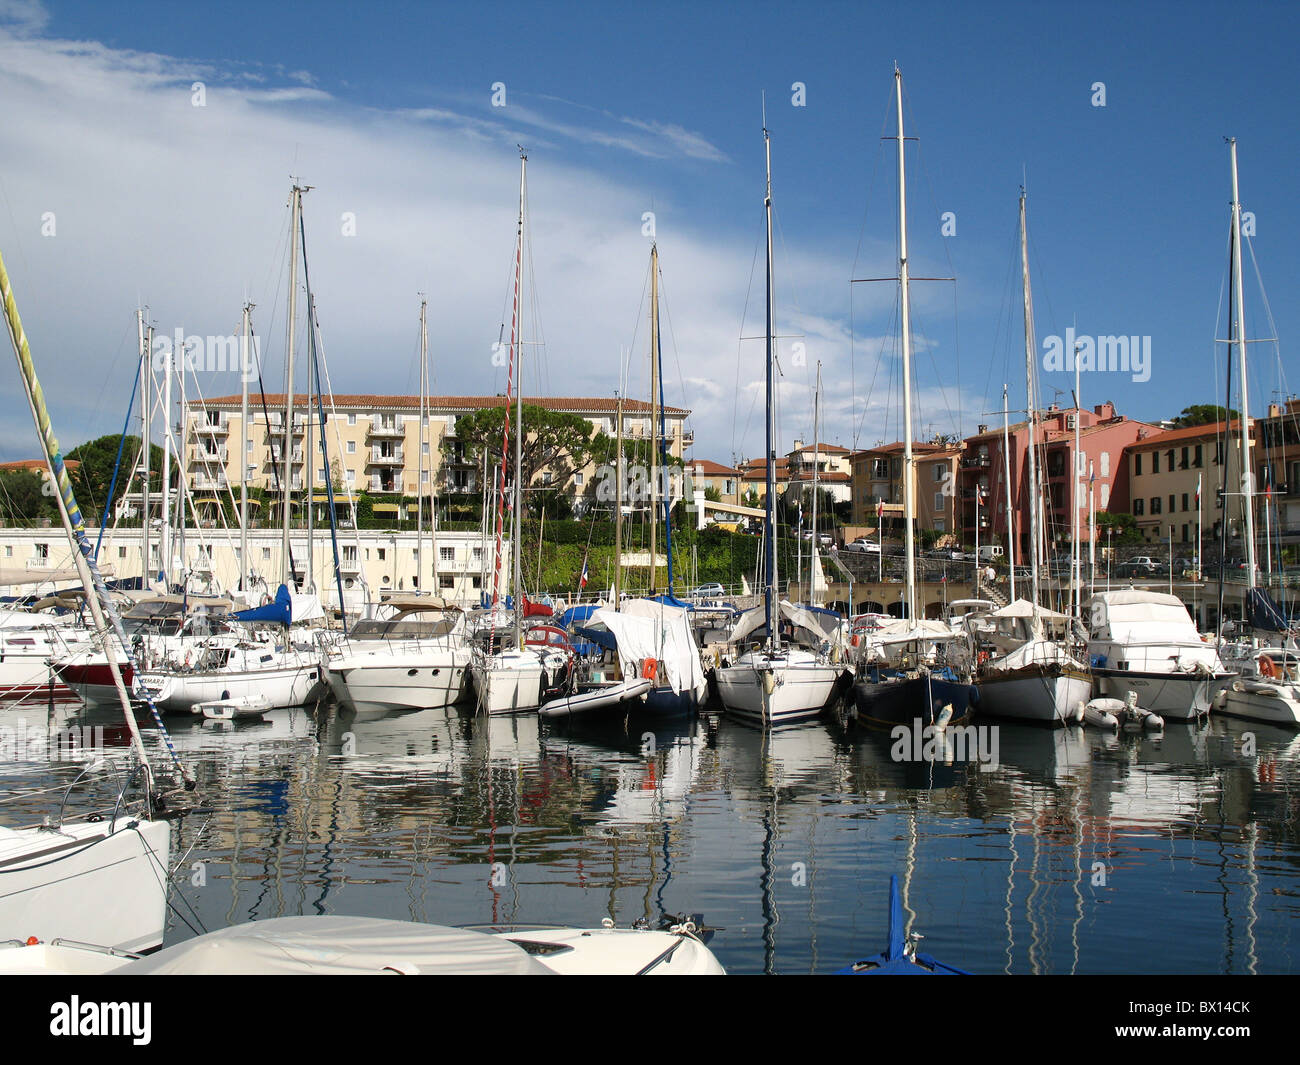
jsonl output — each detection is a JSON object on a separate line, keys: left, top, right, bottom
{"left": 0, "top": 0, "right": 1297, "bottom": 469}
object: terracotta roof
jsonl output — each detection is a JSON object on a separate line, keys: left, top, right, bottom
{"left": 195, "top": 394, "right": 689, "bottom": 416}
{"left": 859, "top": 441, "right": 960, "bottom": 456}
{"left": 0, "top": 459, "right": 80, "bottom": 473}
{"left": 787, "top": 470, "right": 851, "bottom": 483}
{"left": 789, "top": 442, "right": 851, "bottom": 454}
{"left": 690, "top": 459, "right": 741, "bottom": 476}
{"left": 1129, "top": 419, "right": 1250, "bottom": 448}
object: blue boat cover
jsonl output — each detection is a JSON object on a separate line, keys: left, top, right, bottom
{"left": 231, "top": 583, "right": 292, "bottom": 626}
{"left": 1247, "top": 588, "right": 1289, "bottom": 632}
{"left": 834, "top": 875, "right": 969, "bottom": 975}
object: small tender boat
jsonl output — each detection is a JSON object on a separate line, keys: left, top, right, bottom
{"left": 1082, "top": 697, "right": 1121, "bottom": 730}
{"left": 195, "top": 693, "right": 271, "bottom": 721}
{"left": 836, "top": 875, "right": 968, "bottom": 975}
{"left": 538, "top": 677, "right": 653, "bottom": 719}
{"left": 0, "top": 914, "right": 725, "bottom": 975}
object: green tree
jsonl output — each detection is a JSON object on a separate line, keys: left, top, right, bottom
{"left": 1170, "top": 404, "right": 1237, "bottom": 428}
{"left": 0, "top": 469, "right": 60, "bottom": 524}
{"left": 448, "top": 404, "right": 600, "bottom": 497}
{"left": 65, "top": 435, "right": 165, "bottom": 523}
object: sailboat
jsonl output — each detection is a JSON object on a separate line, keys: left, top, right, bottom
{"left": 471, "top": 150, "right": 576, "bottom": 715}
{"left": 973, "top": 191, "right": 1092, "bottom": 725}
{"left": 848, "top": 68, "right": 978, "bottom": 729}
{"left": 1212, "top": 139, "right": 1300, "bottom": 726}
{"left": 714, "top": 118, "right": 844, "bottom": 727}
{"left": 0, "top": 240, "right": 176, "bottom": 954}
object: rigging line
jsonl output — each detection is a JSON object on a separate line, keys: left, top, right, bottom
{"left": 732, "top": 217, "right": 764, "bottom": 463}
{"left": 770, "top": 204, "right": 815, "bottom": 426}
{"left": 93, "top": 370, "right": 141, "bottom": 560}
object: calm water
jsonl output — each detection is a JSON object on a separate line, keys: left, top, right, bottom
{"left": 2, "top": 693, "right": 1298, "bottom": 975}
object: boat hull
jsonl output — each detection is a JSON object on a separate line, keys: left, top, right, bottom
{"left": 852, "top": 672, "right": 979, "bottom": 728}
{"left": 1092, "top": 668, "right": 1234, "bottom": 720}
{"left": 0, "top": 818, "right": 170, "bottom": 954}
{"left": 328, "top": 651, "right": 471, "bottom": 715}
{"left": 1218, "top": 680, "right": 1300, "bottom": 727}
{"left": 142, "top": 662, "right": 323, "bottom": 714}
{"left": 977, "top": 667, "right": 1092, "bottom": 726}
{"left": 716, "top": 653, "right": 842, "bottom": 726}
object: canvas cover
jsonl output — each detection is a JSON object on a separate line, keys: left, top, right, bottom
{"left": 1085, "top": 591, "right": 1200, "bottom": 643}
{"left": 121, "top": 916, "right": 552, "bottom": 975}
{"left": 591, "top": 600, "right": 706, "bottom": 698}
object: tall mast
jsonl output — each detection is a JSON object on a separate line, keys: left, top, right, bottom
{"left": 513, "top": 151, "right": 527, "bottom": 647}
{"left": 895, "top": 67, "right": 917, "bottom": 620}
{"left": 138, "top": 310, "right": 150, "bottom": 584}
{"left": 161, "top": 336, "right": 172, "bottom": 588}
{"left": 615, "top": 386, "right": 623, "bottom": 606}
{"left": 649, "top": 242, "right": 660, "bottom": 593}
{"left": 763, "top": 120, "right": 779, "bottom": 649}
{"left": 418, "top": 297, "right": 427, "bottom": 591}
{"left": 810, "top": 361, "right": 821, "bottom": 602}
{"left": 1229, "top": 138, "right": 1256, "bottom": 588}
{"left": 1072, "top": 333, "right": 1082, "bottom": 619}
{"left": 1020, "top": 189, "right": 1041, "bottom": 612}
{"left": 305, "top": 289, "right": 315, "bottom": 593}
{"left": 240, "top": 303, "right": 251, "bottom": 593}
{"left": 1002, "top": 383, "right": 1016, "bottom": 601}
{"left": 281, "top": 183, "right": 303, "bottom": 588}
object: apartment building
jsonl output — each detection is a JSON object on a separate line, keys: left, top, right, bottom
{"left": 850, "top": 442, "right": 962, "bottom": 533}
{"left": 182, "top": 394, "right": 691, "bottom": 514}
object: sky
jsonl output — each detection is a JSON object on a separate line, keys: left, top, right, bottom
{"left": 0, "top": 0, "right": 1297, "bottom": 472}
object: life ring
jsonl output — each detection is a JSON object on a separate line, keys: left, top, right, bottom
{"left": 1259, "top": 654, "right": 1278, "bottom": 679}
{"left": 851, "top": 634, "right": 861, "bottom": 647}
{"left": 642, "top": 657, "right": 658, "bottom": 682}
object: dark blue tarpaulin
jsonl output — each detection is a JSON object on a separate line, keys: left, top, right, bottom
{"left": 1247, "top": 588, "right": 1290, "bottom": 632}
{"left": 231, "top": 583, "right": 292, "bottom": 626}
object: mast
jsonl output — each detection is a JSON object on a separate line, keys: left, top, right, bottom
{"left": 305, "top": 287, "right": 315, "bottom": 593}
{"left": 895, "top": 67, "right": 917, "bottom": 620}
{"left": 161, "top": 337, "right": 172, "bottom": 588}
{"left": 418, "top": 297, "right": 427, "bottom": 592}
{"left": 512, "top": 151, "right": 527, "bottom": 647}
{"left": 1002, "top": 383, "right": 1016, "bottom": 601}
{"left": 1229, "top": 138, "right": 1256, "bottom": 588}
{"left": 763, "top": 119, "right": 779, "bottom": 649}
{"left": 1020, "top": 189, "right": 1041, "bottom": 614}
{"left": 810, "top": 361, "right": 821, "bottom": 602}
{"left": 649, "top": 242, "right": 660, "bottom": 593}
{"left": 138, "top": 310, "right": 150, "bottom": 585}
{"left": 281, "top": 183, "right": 303, "bottom": 589}
{"left": 240, "top": 302, "right": 251, "bottom": 593}
{"left": 1072, "top": 336, "right": 1082, "bottom": 620}
{"left": 615, "top": 387, "right": 623, "bottom": 606}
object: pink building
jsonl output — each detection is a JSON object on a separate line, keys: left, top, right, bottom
{"left": 957, "top": 402, "right": 1160, "bottom": 557}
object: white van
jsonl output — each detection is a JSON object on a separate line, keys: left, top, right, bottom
{"left": 977, "top": 545, "right": 1004, "bottom": 562}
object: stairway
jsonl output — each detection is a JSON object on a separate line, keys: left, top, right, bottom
{"left": 981, "top": 583, "right": 1009, "bottom": 609}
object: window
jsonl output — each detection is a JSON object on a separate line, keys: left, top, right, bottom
{"left": 1135, "top": 453, "right": 1142, "bottom": 475}
{"left": 1214, "top": 441, "right": 1225, "bottom": 465}
{"left": 347, "top": 470, "right": 356, "bottom": 483}
{"left": 1151, "top": 452, "right": 1159, "bottom": 473}
{"left": 1166, "top": 450, "right": 1175, "bottom": 470}
{"left": 1180, "top": 446, "right": 1189, "bottom": 470}
{"left": 1151, "top": 497, "right": 1161, "bottom": 515}
{"left": 347, "top": 440, "right": 356, "bottom": 454}
{"left": 472, "top": 575, "right": 482, "bottom": 589}
{"left": 246, "top": 439, "right": 253, "bottom": 453}
{"left": 1181, "top": 493, "right": 1189, "bottom": 511}
{"left": 932, "top": 464, "right": 945, "bottom": 482}
{"left": 377, "top": 548, "right": 386, "bottom": 561}
{"left": 422, "top": 442, "right": 430, "bottom": 454}
{"left": 440, "top": 546, "right": 454, "bottom": 562}
{"left": 421, "top": 470, "right": 429, "bottom": 483}
{"left": 343, "top": 546, "right": 356, "bottom": 562}
{"left": 439, "top": 575, "right": 454, "bottom": 589}
{"left": 573, "top": 472, "right": 584, "bottom": 486}
{"left": 725, "top": 479, "right": 735, "bottom": 495}
{"left": 318, "top": 468, "right": 326, "bottom": 481}
{"left": 1182, "top": 524, "right": 1190, "bottom": 543}
{"left": 1134, "top": 498, "right": 1144, "bottom": 515}
{"left": 118, "top": 546, "right": 126, "bottom": 559}
{"left": 34, "top": 543, "right": 48, "bottom": 561}
{"left": 872, "top": 459, "right": 889, "bottom": 479}
{"left": 1194, "top": 444, "right": 1203, "bottom": 468}
{"left": 933, "top": 492, "right": 945, "bottom": 512}
{"left": 473, "top": 547, "right": 483, "bottom": 560}
{"left": 541, "top": 471, "right": 553, "bottom": 486}
{"left": 348, "top": 414, "right": 357, "bottom": 425}
{"left": 934, "top": 519, "right": 945, "bottom": 532}
{"left": 262, "top": 547, "right": 271, "bottom": 560}
{"left": 1169, "top": 494, "right": 1175, "bottom": 514}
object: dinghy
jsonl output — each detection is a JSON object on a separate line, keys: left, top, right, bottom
{"left": 538, "top": 677, "right": 653, "bottom": 718}
{"left": 195, "top": 692, "right": 271, "bottom": 721}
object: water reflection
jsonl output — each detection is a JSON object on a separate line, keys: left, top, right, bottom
{"left": 1, "top": 695, "right": 1297, "bottom": 974}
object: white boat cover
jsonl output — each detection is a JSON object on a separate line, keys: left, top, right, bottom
{"left": 728, "top": 600, "right": 844, "bottom": 650}
{"left": 1085, "top": 591, "right": 1201, "bottom": 643}
{"left": 289, "top": 592, "right": 325, "bottom": 624}
{"left": 593, "top": 602, "right": 707, "bottom": 697}
{"left": 121, "top": 916, "right": 553, "bottom": 975}
{"left": 988, "top": 599, "right": 1069, "bottom": 620}
{"left": 985, "top": 638, "right": 1086, "bottom": 672}
{"left": 874, "top": 618, "right": 963, "bottom": 646}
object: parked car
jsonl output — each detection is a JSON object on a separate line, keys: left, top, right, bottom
{"left": 688, "top": 583, "right": 726, "bottom": 599}
{"left": 845, "top": 538, "right": 881, "bottom": 554}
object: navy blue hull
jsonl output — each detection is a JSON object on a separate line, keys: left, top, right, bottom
{"left": 851, "top": 672, "right": 978, "bottom": 728}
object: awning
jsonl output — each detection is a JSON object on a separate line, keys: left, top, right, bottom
{"left": 192, "top": 497, "right": 223, "bottom": 505}
{"left": 371, "top": 503, "right": 400, "bottom": 513}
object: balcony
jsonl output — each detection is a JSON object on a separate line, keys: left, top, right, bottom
{"left": 192, "top": 473, "right": 228, "bottom": 491}
{"left": 263, "top": 416, "right": 307, "bottom": 437}
{"left": 368, "top": 447, "right": 405, "bottom": 467}
{"left": 369, "top": 476, "right": 400, "bottom": 494}
{"left": 368, "top": 418, "right": 405, "bottom": 438}
{"left": 961, "top": 454, "right": 990, "bottom": 469}
{"left": 195, "top": 419, "right": 228, "bottom": 436}
{"left": 191, "top": 447, "right": 228, "bottom": 464}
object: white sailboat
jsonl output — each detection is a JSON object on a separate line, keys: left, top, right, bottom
{"left": 974, "top": 191, "right": 1091, "bottom": 725}
{"left": 471, "top": 149, "right": 574, "bottom": 715}
{"left": 715, "top": 118, "right": 842, "bottom": 727}
{"left": 1213, "top": 139, "right": 1300, "bottom": 726}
